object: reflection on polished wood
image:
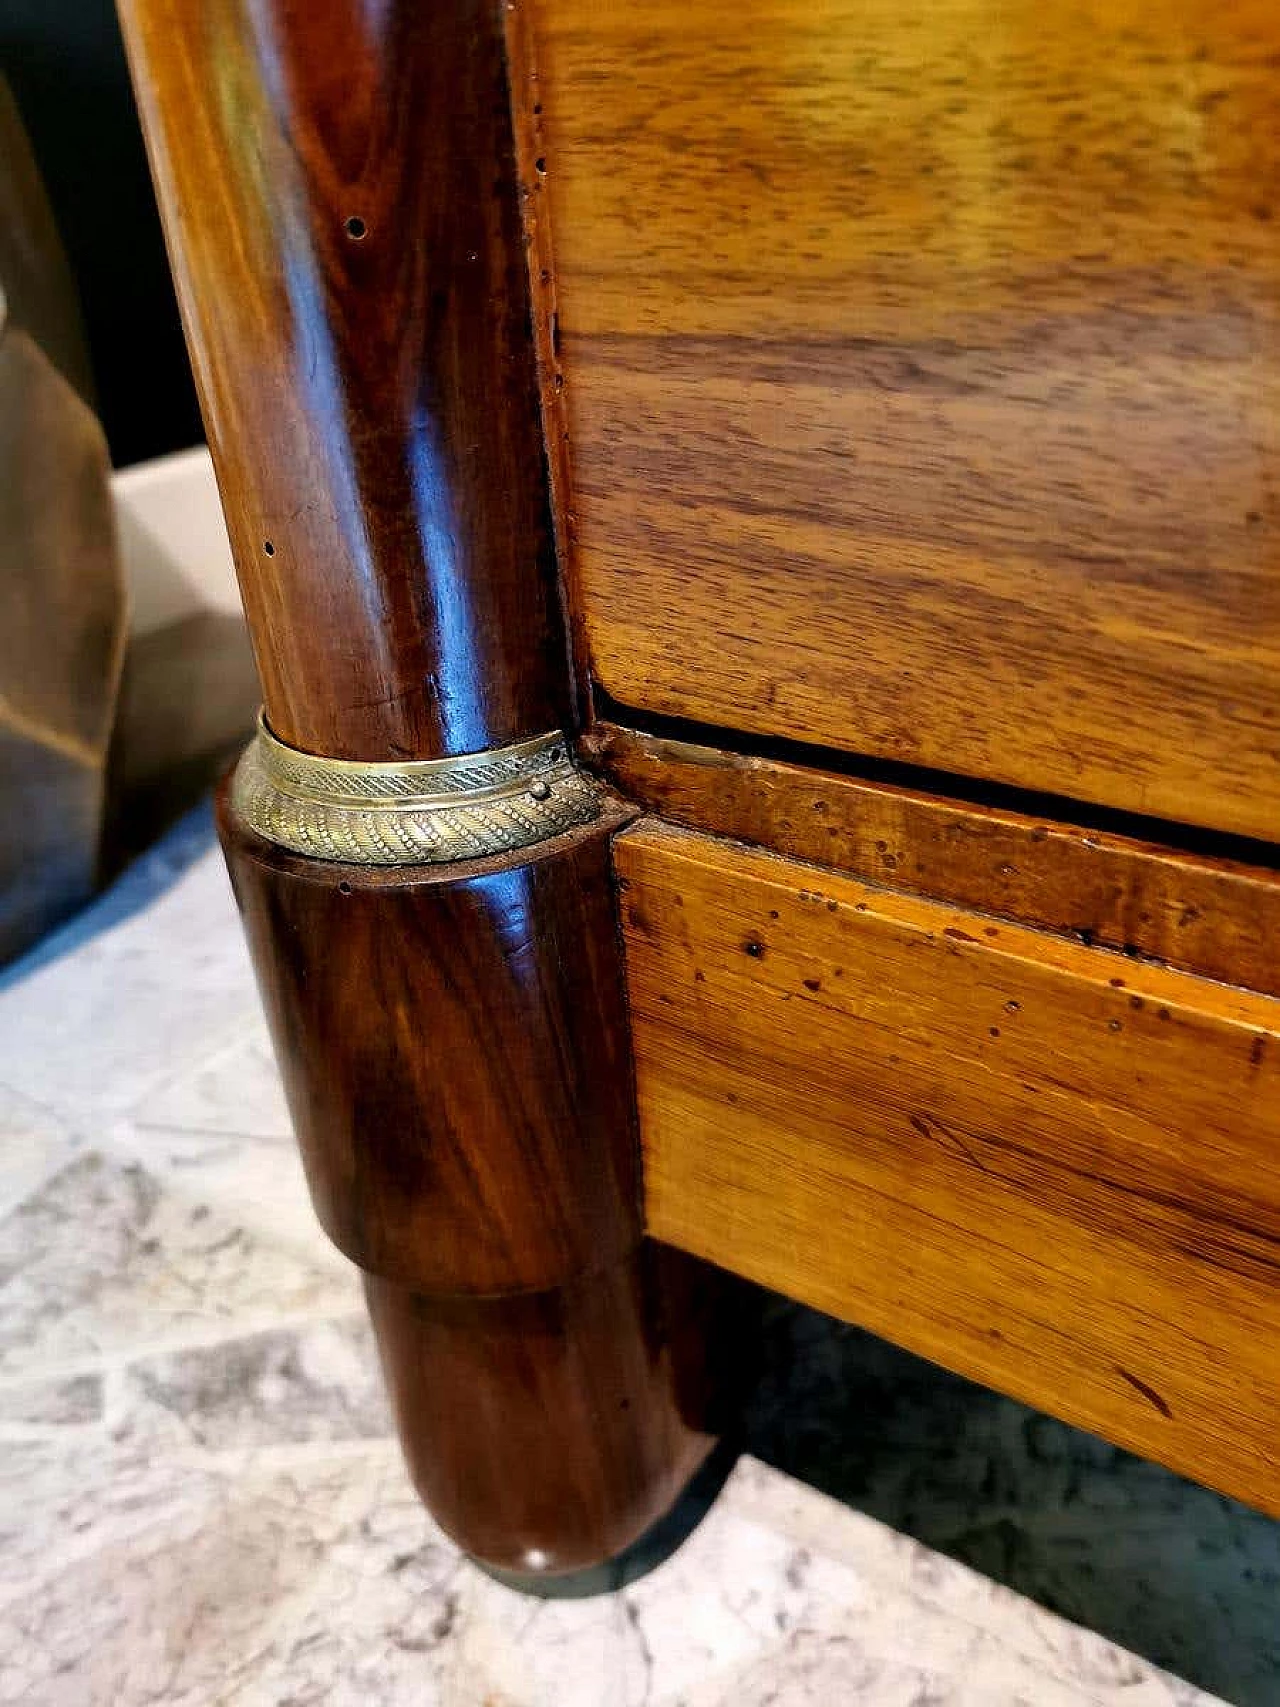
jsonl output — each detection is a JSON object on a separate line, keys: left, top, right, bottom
{"left": 220, "top": 795, "right": 723, "bottom": 1571}
{"left": 221, "top": 802, "right": 640, "bottom": 1298}
{"left": 120, "top": 0, "right": 567, "bottom": 760}
{"left": 618, "top": 820, "right": 1280, "bottom": 1517}
{"left": 122, "top": 0, "right": 732, "bottom": 1578}
{"left": 535, "top": 0, "right": 1280, "bottom": 840}
{"left": 365, "top": 1245, "right": 723, "bottom": 1574}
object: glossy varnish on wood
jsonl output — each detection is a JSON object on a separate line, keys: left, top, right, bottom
{"left": 534, "top": 0, "right": 1280, "bottom": 840}
{"left": 220, "top": 796, "right": 722, "bottom": 1571}
{"left": 365, "top": 1246, "right": 724, "bottom": 1572}
{"left": 617, "top": 822, "right": 1280, "bottom": 1515}
{"left": 119, "top": 0, "right": 567, "bottom": 760}
{"left": 221, "top": 799, "right": 640, "bottom": 1296}
{"left": 585, "top": 722, "right": 1280, "bottom": 997}
{"left": 123, "top": 0, "right": 733, "bottom": 1578}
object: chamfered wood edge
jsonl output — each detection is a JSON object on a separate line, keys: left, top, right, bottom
{"left": 502, "top": 0, "right": 594, "bottom": 735}
{"left": 583, "top": 720, "right": 1280, "bottom": 998}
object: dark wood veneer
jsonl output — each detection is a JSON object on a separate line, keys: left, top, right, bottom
{"left": 122, "top": 0, "right": 731, "bottom": 1578}
{"left": 219, "top": 791, "right": 722, "bottom": 1571}
{"left": 366, "top": 1246, "right": 722, "bottom": 1574}
{"left": 119, "top": 0, "right": 568, "bottom": 760}
{"left": 220, "top": 796, "right": 640, "bottom": 1296}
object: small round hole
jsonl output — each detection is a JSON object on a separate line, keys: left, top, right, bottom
{"left": 338, "top": 881, "right": 352, "bottom": 896}
{"left": 263, "top": 540, "right": 275, "bottom": 556}
{"left": 345, "top": 215, "right": 367, "bottom": 240}
{"left": 534, "top": 157, "right": 546, "bottom": 175}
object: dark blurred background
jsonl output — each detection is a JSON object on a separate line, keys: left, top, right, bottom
{"left": 2, "top": 0, "right": 199, "bottom": 467}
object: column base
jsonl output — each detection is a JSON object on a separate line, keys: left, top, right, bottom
{"left": 365, "top": 1243, "right": 738, "bottom": 1579}
{"left": 473, "top": 1437, "right": 741, "bottom": 1598}
{"left": 219, "top": 791, "right": 747, "bottom": 1582}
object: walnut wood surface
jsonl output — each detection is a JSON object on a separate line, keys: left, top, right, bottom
{"left": 617, "top": 821, "right": 1280, "bottom": 1515}
{"left": 535, "top": 0, "right": 1280, "bottom": 841}
{"left": 220, "top": 794, "right": 726, "bottom": 1571}
{"left": 124, "top": 0, "right": 736, "bottom": 1577}
{"left": 366, "top": 1246, "right": 722, "bottom": 1573}
{"left": 119, "top": 0, "right": 568, "bottom": 760}
{"left": 220, "top": 797, "right": 639, "bottom": 1296}
{"left": 585, "top": 722, "right": 1280, "bottom": 997}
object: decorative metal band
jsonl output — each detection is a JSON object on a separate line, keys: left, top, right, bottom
{"left": 230, "top": 716, "right": 602, "bottom": 865}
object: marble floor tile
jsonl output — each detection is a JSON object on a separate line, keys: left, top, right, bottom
{"left": 0, "top": 1368, "right": 103, "bottom": 1432}
{"left": 104, "top": 1118, "right": 352, "bottom": 1276}
{"left": 5, "top": 1434, "right": 1212, "bottom": 1707}
{"left": 0, "top": 1149, "right": 352, "bottom": 1378}
{"left": 663, "top": 1461, "right": 1206, "bottom": 1707}
{"left": 0, "top": 846, "right": 250, "bottom": 1129}
{"left": 0, "top": 1081, "right": 76, "bottom": 1222}
{"left": 0, "top": 1443, "right": 421, "bottom": 1707}
{"left": 0, "top": 1434, "right": 222, "bottom": 1624}
{"left": 130, "top": 1019, "right": 293, "bottom": 1142}
{"left": 743, "top": 1302, "right": 1280, "bottom": 1703}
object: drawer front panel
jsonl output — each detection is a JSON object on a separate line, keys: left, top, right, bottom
{"left": 536, "top": 0, "right": 1280, "bottom": 840}
{"left": 616, "top": 821, "right": 1280, "bottom": 1514}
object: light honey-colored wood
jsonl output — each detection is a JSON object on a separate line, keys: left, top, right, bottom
{"left": 616, "top": 821, "right": 1280, "bottom": 1515}
{"left": 533, "top": 0, "right": 1280, "bottom": 842}
{"left": 585, "top": 721, "right": 1280, "bottom": 997}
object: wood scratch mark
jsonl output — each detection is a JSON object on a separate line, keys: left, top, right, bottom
{"left": 1116, "top": 1366, "right": 1173, "bottom": 1418}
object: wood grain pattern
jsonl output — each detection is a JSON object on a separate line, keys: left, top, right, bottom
{"left": 119, "top": 0, "right": 568, "bottom": 760}
{"left": 220, "top": 796, "right": 640, "bottom": 1296}
{"left": 366, "top": 1245, "right": 724, "bottom": 1574}
{"left": 616, "top": 821, "right": 1280, "bottom": 1515}
{"left": 124, "top": 0, "right": 736, "bottom": 1577}
{"left": 535, "top": 0, "right": 1280, "bottom": 840}
{"left": 585, "top": 722, "right": 1280, "bottom": 997}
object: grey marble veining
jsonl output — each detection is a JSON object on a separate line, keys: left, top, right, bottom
{"left": 113, "top": 1315, "right": 389, "bottom": 1453}
{"left": 0, "top": 813, "right": 1268, "bottom": 1706}
{"left": 0, "top": 1149, "right": 351, "bottom": 1379}
{"left": 133, "top": 1024, "right": 294, "bottom": 1142}
{"left": 0, "top": 1082, "right": 75, "bottom": 1223}
{"left": 0, "top": 1369, "right": 102, "bottom": 1430}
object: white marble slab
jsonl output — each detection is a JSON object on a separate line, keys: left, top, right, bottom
{"left": 0, "top": 848, "right": 251, "bottom": 1128}
{"left": 0, "top": 1082, "right": 76, "bottom": 1222}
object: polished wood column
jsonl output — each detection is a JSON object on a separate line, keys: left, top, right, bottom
{"left": 119, "top": 0, "right": 724, "bottom": 1575}
{"left": 119, "top": 0, "right": 567, "bottom": 762}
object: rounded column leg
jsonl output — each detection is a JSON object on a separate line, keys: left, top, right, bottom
{"left": 219, "top": 794, "right": 730, "bottom": 1578}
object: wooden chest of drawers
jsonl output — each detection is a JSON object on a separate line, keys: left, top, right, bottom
{"left": 121, "top": 0, "right": 1280, "bottom": 1577}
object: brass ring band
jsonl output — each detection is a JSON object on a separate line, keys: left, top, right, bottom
{"left": 229, "top": 716, "right": 602, "bottom": 866}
